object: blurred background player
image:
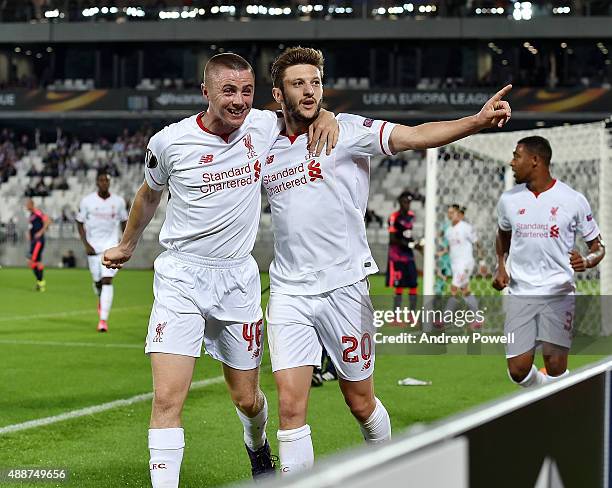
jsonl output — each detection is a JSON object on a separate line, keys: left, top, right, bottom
{"left": 25, "top": 198, "right": 50, "bottom": 291}
{"left": 76, "top": 170, "right": 128, "bottom": 332}
{"left": 387, "top": 191, "right": 421, "bottom": 316}
{"left": 442, "top": 204, "right": 482, "bottom": 326}
{"left": 493, "top": 136, "right": 605, "bottom": 387}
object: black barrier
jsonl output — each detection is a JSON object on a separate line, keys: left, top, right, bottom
{"left": 249, "top": 358, "right": 612, "bottom": 488}
{"left": 466, "top": 373, "right": 605, "bottom": 487}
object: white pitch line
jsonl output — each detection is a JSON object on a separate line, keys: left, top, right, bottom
{"left": 0, "top": 306, "right": 147, "bottom": 323}
{"left": 0, "top": 339, "right": 142, "bottom": 349}
{"left": 0, "top": 375, "right": 227, "bottom": 436}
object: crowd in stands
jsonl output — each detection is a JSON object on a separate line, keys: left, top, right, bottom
{"left": 0, "top": 128, "right": 28, "bottom": 184}
{"left": 0, "top": 124, "right": 152, "bottom": 240}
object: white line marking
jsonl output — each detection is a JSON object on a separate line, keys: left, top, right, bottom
{"left": 0, "top": 306, "right": 147, "bottom": 323}
{"left": 0, "top": 339, "right": 142, "bottom": 349}
{"left": 0, "top": 375, "right": 226, "bottom": 436}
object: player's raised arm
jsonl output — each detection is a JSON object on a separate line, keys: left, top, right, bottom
{"left": 103, "top": 182, "right": 162, "bottom": 269}
{"left": 492, "top": 227, "right": 511, "bottom": 290}
{"left": 388, "top": 84, "right": 512, "bottom": 153}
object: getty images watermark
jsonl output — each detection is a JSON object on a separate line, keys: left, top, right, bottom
{"left": 370, "top": 304, "right": 515, "bottom": 348}
{"left": 367, "top": 295, "right": 611, "bottom": 355}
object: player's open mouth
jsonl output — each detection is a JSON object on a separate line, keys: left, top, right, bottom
{"left": 227, "top": 108, "right": 245, "bottom": 117}
{"left": 301, "top": 99, "right": 315, "bottom": 108}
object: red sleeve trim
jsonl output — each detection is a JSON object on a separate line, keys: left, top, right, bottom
{"left": 379, "top": 121, "right": 391, "bottom": 156}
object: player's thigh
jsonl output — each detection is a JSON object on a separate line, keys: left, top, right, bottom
{"left": 538, "top": 294, "right": 575, "bottom": 351}
{"left": 150, "top": 352, "right": 196, "bottom": 406}
{"left": 87, "top": 255, "right": 102, "bottom": 282}
{"left": 211, "top": 255, "right": 262, "bottom": 323}
{"left": 503, "top": 296, "right": 540, "bottom": 358}
{"left": 451, "top": 261, "right": 472, "bottom": 289}
{"left": 146, "top": 262, "right": 205, "bottom": 357}
{"left": 316, "top": 280, "right": 376, "bottom": 381}
{"left": 203, "top": 317, "right": 264, "bottom": 371}
{"left": 266, "top": 293, "right": 322, "bottom": 372}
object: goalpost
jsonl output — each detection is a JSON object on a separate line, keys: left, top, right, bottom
{"left": 422, "top": 120, "right": 612, "bottom": 332}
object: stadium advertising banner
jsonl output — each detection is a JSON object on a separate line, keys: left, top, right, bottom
{"left": 0, "top": 87, "right": 611, "bottom": 114}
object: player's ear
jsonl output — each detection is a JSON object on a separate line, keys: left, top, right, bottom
{"left": 201, "top": 83, "right": 208, "bottom": 99}
{"left": 272, "top": 87, "right": 283, "bottom": 105}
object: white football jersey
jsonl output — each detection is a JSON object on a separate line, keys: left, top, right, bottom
{"left": 497, "top": 179, "right": 600, "bottom": 295}
{"left": 445, "top": 220, "right": 477, "bottom": 265}
{"left": 263, "top": 113, "right": 396, "bottom": 295}
{"left": 145, "top": 109, "right": 281, "bottom": 259}
{"left": 76, "top": 192, "right": 128, "bottom": 254}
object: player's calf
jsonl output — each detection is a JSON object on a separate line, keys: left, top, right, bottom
{"left": 339, "top": 378, "right": 391, "bottom": 444}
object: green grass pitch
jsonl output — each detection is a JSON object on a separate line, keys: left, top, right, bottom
{"left": 0, "top": 268, "right": 604, "bottom": 487}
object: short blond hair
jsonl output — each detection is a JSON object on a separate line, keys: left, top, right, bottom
{"left": 271, "top": 47, "right": 324, "bottom": 88}
{"left": 203, "top": 53, "right": 254, "bottom": 84}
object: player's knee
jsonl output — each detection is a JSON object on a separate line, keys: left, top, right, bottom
{"left": 507, "top": 362, "right": 532, "bottom": 383}
{"left": 278, "top": 394, "right": 307, "bottom": 425}
{"left": 152, "top": 388, "right": 183, "bottom": 418}
{"left": 231, "top": 389, "right": 258, "bottom": 416}
{"left": 344, "top": 393, "right": 376, "bottom": 423}
{"left": 544, "top": 356, "right": 567, "bottom": 376}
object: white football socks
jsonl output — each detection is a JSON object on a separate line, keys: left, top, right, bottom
{"left": 235, "top": 393, "right": 268, "bottom": 451}
{"left": 545, "top": 369, "right": 569, "bottom": 381}
{"left": 149, "top": 428, "right": 184, "bottom": 488}
{"left": 277, "top": 424, "right": 314, "bottom": 475}
{"left": 99, "top": 284, "right": 114, "bottom": 321}
{"left": 510, "top": 365, "right": 570, "bottom": 388}
{"left": 358, "top": 397, "right": 391, "bottom": 444}
{"left": 511, "top": 365, "right": 547, "bottom": 387}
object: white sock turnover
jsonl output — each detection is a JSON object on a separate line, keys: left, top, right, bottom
{"left": 277, "top": 424, "right": 314, "bottom": 475}
{"left": 149, "top": 427, "right": 184, "bottom": 488}
{"left": 358, "top": 397, "right": 391, "bottom": 444}
{"left": 236, "top": 393, "right": 268, "bottom": 450}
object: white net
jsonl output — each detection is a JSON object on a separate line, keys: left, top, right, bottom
{"left": 427, "top": 121, "right": 609, "bottom": 298}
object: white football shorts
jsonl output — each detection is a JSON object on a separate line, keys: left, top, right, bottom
{"left": 451, "top": 259, "right": 474, "bottom": 289}
{"left": 266, "top": 279, "right": 376, "bottom": 381}
{"left": 145, "top": 250, "right": 264, "bottom": 369}
{"left": 88, "top": 254, "right": 118, "bottom": 282}
{"left": 503, "top": 294, "right": 575, "bottom": 358}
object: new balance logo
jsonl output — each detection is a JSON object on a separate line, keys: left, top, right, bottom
{"left": 152, "top": 322, "right": 167, "bottom": 343}
{"left": 307, "top": 160, "right": 323, "bottom": 182}
{"left": 518, "top": 208, "right": 526, "bottom": 215}
{"left": 550, "top": 225, "right": 560, "bottom": 238}
{"left": 243, "top": 134, "right": 257, "bottom": 158}
{"left": 199, "top": 154, "right": 214, "bottom": 164}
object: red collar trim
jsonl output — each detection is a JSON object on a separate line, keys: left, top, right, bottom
{"left": 196, "top": 112, "right": 236, "bottom": 143}
{"left": 280, "top": 130, "right": 307, "bottom": 145}
{"left": 530, "top": 179, "right": 556, "bottom": 198}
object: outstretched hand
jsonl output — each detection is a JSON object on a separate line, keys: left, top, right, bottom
{"left": 476, "top": 84, "right": 512, "bottom": 129}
